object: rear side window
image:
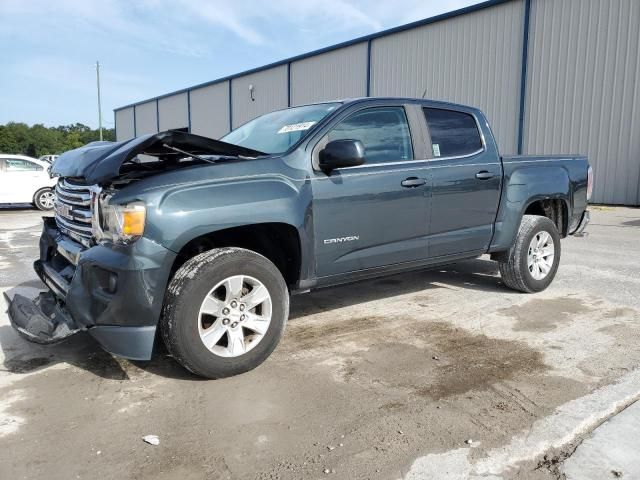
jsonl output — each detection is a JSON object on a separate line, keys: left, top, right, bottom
{"left": 328, "top": 107, "right": 413, "bottom": 164}
{"left": 5, "top": 159, "right": 43, "bottom": 171}
{"left": 423, "top": 108, "right": 482, "bottom": 158}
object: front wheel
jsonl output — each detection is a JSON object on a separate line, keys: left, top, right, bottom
{"left": 34, "top": 188, "right": 55, "bottom": 210}
{"left": 498, "top": 214, "right": 561, "bottom": 293}
{"left": 161, "top": 247, "right": 289, "bottom": 379}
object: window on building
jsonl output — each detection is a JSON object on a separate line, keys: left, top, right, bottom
{"left": 328, "top": 107, "right": 413, "bottom": 164}
{"left": 423, "top": 108, "right": 482, "bottom": 158}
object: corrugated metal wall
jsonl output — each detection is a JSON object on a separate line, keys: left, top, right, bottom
{"left": 134, "top": 101, "right": 158, "bottom": 136}
{"left": 523, "top": 0, "right": 640, "bottom": 205}
{"left": 290, "top": 43, "right": 368, "bottom": 106}
{"left": 189, "top": 82, "right": 230, "bottom": 139}
{"left": 158, "top": 92, "right": 188, "bottom": 131}
{"left": 115, "top": 108, "right": 135, "bottom": 141}
{"left": 370, "top": 0, "right": 524, "bottom": 154}
{"left": 231, "top": 66, "right": 288, "bottom": 128}
{"left": 114, "top": 0, "right": 640, "bottom": 204}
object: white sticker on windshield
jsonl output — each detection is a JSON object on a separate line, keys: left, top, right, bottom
{"left": 432, "top": 143, "right": 441, "bottom": 157}
{"left": 277, "top": 121, "right": 317, "bottom": 134}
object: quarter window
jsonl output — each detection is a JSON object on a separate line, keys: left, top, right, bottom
{"left": 327, "top": 107, "right": 413, "bottom": 164}
{"left": 423, "top": 108, "right": 482, "bottom": 158}
{"left": 5, "top": 159, "right": 43, "bottom": 171}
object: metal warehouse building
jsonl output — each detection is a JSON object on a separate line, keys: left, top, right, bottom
{"left": 114, "top": 0, "right": 640, "bottom": 205}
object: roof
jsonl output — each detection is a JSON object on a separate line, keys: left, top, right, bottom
{"left": 0, "top": 154, "right": 40, "bottom": 161}
{"left": 114, "top": 0, "right": 513, "bottom": 112}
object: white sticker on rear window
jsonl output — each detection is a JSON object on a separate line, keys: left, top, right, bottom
{"left": 277, "top": 121, "right": 317, "bottom": 134}
{"left": 432, "top": 143, "right": 441, "bottom": 157}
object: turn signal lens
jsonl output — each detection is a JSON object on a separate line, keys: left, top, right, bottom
{"left": 121, "top": 206, "right": 146, "bottom": 236}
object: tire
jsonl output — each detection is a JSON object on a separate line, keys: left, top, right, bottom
{"left": 161, "top": 247, "right": 289, "bottom": 379}
{"left": 34, "top": 188, "right": 55, "bottom": 210}
{"left": 498, "top": 215, "right": 561, "bottom": 293}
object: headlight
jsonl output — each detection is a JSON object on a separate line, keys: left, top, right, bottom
{"left": 93, "top": 195, "right": 146, "bottom": 244}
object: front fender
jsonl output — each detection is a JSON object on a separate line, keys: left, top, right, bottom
{"left": 490, "top": 165, "right": 571, "bottom": 252}
{"left": 143, "top": 174, "right": 310, "bottom": 253}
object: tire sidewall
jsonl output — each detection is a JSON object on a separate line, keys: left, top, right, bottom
{"left": 519, "top": 217, "right": 561, "bottom": 292}
{"left": 166, "top": 249, "right": 288, "bottom": 378}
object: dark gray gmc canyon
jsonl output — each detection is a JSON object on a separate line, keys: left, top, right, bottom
{"left": 6, "top": 97, "right": 592, "bottom": 378}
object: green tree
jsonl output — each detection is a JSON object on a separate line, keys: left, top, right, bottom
{"left": 0, "top": 122, "right": 115, "bottom": 157}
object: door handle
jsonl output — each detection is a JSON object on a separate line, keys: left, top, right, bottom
{"left": 401, "top": 177, "right": 427, "bottom": 188}
{"left": 475, "top": 171, "right": 495, "bottom": 180}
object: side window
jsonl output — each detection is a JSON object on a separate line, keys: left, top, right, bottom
{"left": 327, "top": 107, "right": 413, "bottom": 164}
{"left": 5, "top": 159, "right": 43, "bottom": 171}
{"left": 423, "top": 108, "right": 482, "bottom": 158}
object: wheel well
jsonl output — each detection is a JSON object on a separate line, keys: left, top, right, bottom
{"left": 170, "top": 223, "right": 302, "bottom": 288}
{"left": 33, "top": 187, "right": 52, "bottom": 200}
{"left": 524, "top": 199, "right": 568, "bottom": 237}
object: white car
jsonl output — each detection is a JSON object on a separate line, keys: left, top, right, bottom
{"left": 0, "top": 154, "right": 57, "bottom": 210}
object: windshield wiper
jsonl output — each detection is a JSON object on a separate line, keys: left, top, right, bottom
{"left": 161, "top": 144, "right": 218, "bottom": 164}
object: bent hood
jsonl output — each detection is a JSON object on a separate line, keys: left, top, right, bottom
{"left": 51, "top": 130, "right": 266, "bottom": 184}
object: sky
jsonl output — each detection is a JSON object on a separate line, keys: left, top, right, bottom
{"left": 0, "top": 0, "right": 483, "bottom": 129}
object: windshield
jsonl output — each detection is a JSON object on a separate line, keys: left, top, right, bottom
{"left": 221, "top": 102, "right": 341, "bottom": 154}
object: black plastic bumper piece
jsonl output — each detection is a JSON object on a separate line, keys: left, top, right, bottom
{"left": 571, "top": 209, "right": 590, "bottom": 237}
{"left": 6, "top": 291, "right": 80, "bottom": 344}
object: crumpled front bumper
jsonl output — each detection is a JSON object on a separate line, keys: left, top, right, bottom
{"left": 6, "top": 217, "right": 177, "bottom": 360}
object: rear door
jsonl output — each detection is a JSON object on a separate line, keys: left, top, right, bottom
{"left": 423, "top": 107, "right": 502, "bottom": 258}
{"left": 311, "top": 103, "right": 431, "bottom": 278}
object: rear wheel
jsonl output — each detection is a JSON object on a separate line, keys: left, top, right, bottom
{"left": 498, "top": 214, "right": 561, "bottom": 293}
{"left": 161, "top": 247, "right": 289, "bottom": 378}
{"left": 34, "top": 188, "right": 55, "bottom": 211}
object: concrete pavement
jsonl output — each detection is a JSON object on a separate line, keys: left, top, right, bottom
{"left": 563, "top": 400, "right": 640, "bottom": 480}
{"left": 1, "top": 205, "right": 639, "bottom": 479}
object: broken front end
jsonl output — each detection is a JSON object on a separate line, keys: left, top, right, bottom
{"left": 5, "top": 130, "right": 265, "bottom": 359}
{"left": 8, "top": 208, "right": 175, "bottom": 360}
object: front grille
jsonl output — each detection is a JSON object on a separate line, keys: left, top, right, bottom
{"left": 54, "top": 179, "right": 93, "bottom": 247}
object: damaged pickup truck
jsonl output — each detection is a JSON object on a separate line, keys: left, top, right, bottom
{"left": 6, "top": 98, "right": 592, "bottom": 378}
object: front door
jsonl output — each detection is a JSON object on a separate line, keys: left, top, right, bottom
{"left": 0, "top": 158, "right": 44, "bottom": 203}
{"left": 312, "top": 105, "right": 431, "bottom": 278}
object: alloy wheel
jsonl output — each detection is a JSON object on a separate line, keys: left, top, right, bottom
{"left": 198, "top": 275, "right": 272, "bottom": 357}
{"left": 527, "top": 231, "right": 555, "bottom": 280}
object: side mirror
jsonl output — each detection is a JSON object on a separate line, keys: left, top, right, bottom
{"left": 319, "top": 139, "right": 365, "bottom": 172}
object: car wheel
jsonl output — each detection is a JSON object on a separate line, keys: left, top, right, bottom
{"left": 34, "top": 188, "right": 55, "bottom": 210}
{"left": 161, "top": 247, "right": 289, "bottom": 378}
{"left": 498, "top": 214, "right": 561, "bottom": 293}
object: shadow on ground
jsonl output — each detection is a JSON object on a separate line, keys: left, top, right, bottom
{"left": 1, "top": 258, "right": 511, "bottom": 381}
{"left": 0, "top": 204, "right": 39, "bottom": 211}
{"left": 290, "top": 257, "right": 510, "bottom": 319}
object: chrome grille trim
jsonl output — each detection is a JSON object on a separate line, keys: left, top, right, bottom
{"left": 55, "top": 214, "right": 93, "bottom": 234}
{"left": 54, "top": 179, "right": 94, "bottom": 247}
{"left": 55, "top": 189, "right": 91, "bottom": 207}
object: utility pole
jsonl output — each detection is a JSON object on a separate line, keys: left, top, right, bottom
{"left": 96, "top": 61, "right": 103, "bottom": 141}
